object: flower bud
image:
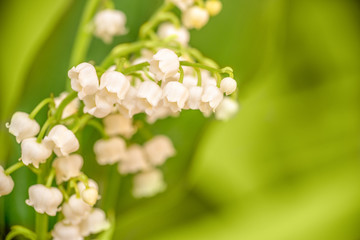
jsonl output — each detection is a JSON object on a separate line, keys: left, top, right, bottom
{"left": 6, "top": 112, "right": 40, "bottom": 143}
{"left": 149, "top": 49, "right": 180, "bottom": 81}
{"left": 94, "top": 9, "right": 127, "bottom": 43}
{"left": 103, "top": 114, "right": 137, "bottom": 138}
{"left": 118, "top": 144, "right": 149, "bottom": 174}
{"left": 68, "top": 63, "right": 99, "bottom": 100}
{"left": 215, "top": 97, "right": 239, "bottom": 120}
{"left": 182, "top": 6, "right": 209, "bottom": 30}
{"left": 144, "top": 135, "right": 176, "bottom": 166}
{"left": 78, "top": 179, "right": 99, "bottom": 194}
{"left": 220, "top": 77, "right": 237, "bottom": 95}
{"left": 62, "top": 195, "right": 92, "bottom": 225}
{"left": 26, "top": 184, "right": 63, "bottom": 216}
{"left": 44, "top": 125, "right": 79, "bottom": 157}
{"left": 81, "top": 187, "right": 98, "bottom": 206}
{"left": 133, "top": 169, "right": 166, "bottom": 198}
{"left": 162, "top": 82, "right": 189, "bottom": 112}
{"left": 94, "top": 137, "right": 126, "bottom": 165}
{"left": 52, "top": 154, "right": 83, "bottom": 184}
{"left": 52, "top": 221, "right": 82, "bottom": 240}
{"left": 205, "top": 0, "right": 222, "bottom": 16}
{"left": 0, "top": 166, "right": 14, "bottom": 197}
{"left": 21, "top": 138, "right": 52, "bottom": 168}
{"left": 157, "top": 23, "right": 190, "bottom": 46}
{"left": 79, "top": 208, "right": 110, "bottom": 237}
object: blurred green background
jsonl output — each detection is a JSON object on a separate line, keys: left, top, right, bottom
{"left": 1, "top": 0, "right": 360, "bottom": 239}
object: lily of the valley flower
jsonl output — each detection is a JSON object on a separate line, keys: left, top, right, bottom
{"left": 81, "top": 187, "right": 99, "bottom": 206}
{"left": 144, "top": 135, "right": 176, "bottom": 166}
{"left": 136, "top": 81, "right": 163, "bottom": 115}
{"left": 54, "top": 92, "right": 80, "bottom": 119}
{"left": 52, "top": 154, "right": 83, "bottom": 184}
{"left": 52, "top": 221, "right": 83, "bottom": 240}
{"left": 133, "top": 169, "right": 166, "bottom": 198}
{"left": 79, "top": 208, "right": 110, "bottom": 237}
{"left": 199, "top": 85, "right": 223, "bottom": 116}
{"left": 94, "top": 137, "right": 126, "bottom": 165}
{"left": 162, "top": 81, "right": 189, "bottom": 112}
{"left": 0, "top": 166, "right": 14, "bottom": 197}
{"left": 118, "top": 86, "right": 143, "bottom": 118}
{"left": 220, "top": 77, "right": 237, "bottom": 95}
{"left": 99, "top": 70, "right": 130, "bottom": 103}
{"left": 44, "top": 125, "right": 79, "bottom": 157}
{"left": 82, "top": 93, "right": 114, "bottom": 118}
{"left": 6, "top": 112, "right": 40, "bottom": 143}
{"left": 205, "top": 0, "right": 222, "bottom": 16}
{"left": 68, "top": 63, "right": 99, "bottom": 100}
{"left": 118, "top": 144, "right": 149, "bottom": 174}
{"left": 21, "top": 138, "right": 52, "bottom": 168}
{"left": 157, "top": 22, "right": 190, "bottom": 46}
{"left": 185, "top": 86, "right": 203, "bottom": 110}
{"left": 62, "top": 195, "right": 92, "bottom": 225}
{"left": 182, "top": 6, "right": 209, "bottom": 30}
{"left": 170, "top": 0, "right": 194, "bottom": 11}
{"left": 26, "top": 184, "right": 63, "bottom": 216}
{"left": 149, "top": 49, "right": 180, "bottom": 81}
{"left": 103, "top": 114, "right": 137, "bottom": 138}
{"left": 94, "top": 9, "right": 127, "bottom": 43}
{"left": 215, "top": 97, "right": 239, "bottom": 120}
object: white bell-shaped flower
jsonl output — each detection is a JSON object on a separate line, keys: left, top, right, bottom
{"left": 79, "top": 208, "right": 110, "bottom": 237}
{"left": 215, "top": 97, "right": 239, "bottom": 120}
{"left": 0, "top": 166, "right": 14, "bottom": 197}
{"left": 52, "top": 221, "right": 83, "bottom": 240}
{"left": 201, "top": 71, "right": 217, "bottom": 87}
{"left": 220, "top": 77, "right": 237, "bottom": 95}
{"left": 170, "top": 0, "right": 194, "bottom": 11}
{"left": 82, "top": 93, "right": 114, "bottom": 118}
{"left": 157, "top": 22, "right": 190, "bottom": 46}
{"left": 185, "top": 86, "right": 203, "bottom": 110}
{"left": 94, "top": 137, "right": 126, "bottom": 165}
{"left": 133, "top": 169, "right": 166, "bottom": 198}
{"left": 162, "top": 81, "right": 189, "bottom": 112}
{"left": 146, "top": 101, "right": 179, "bottom": 124}
{"left": 118, "top": 86, "right": 143, "bottom": 118}
{"left": 199, "top": 85, "right": 223, "bottom": 116}
{"left": 21, "top": 138, "right": 52, "bottom": 168}
{"left": 62, "top": 195, "right": 92, "bottom": 225}
{"left": 118, "top": 144, "right": 149, "bottom": 175}
{"left": 94, "top": 9, "right": 127, "bottom": 43}
{"left": 99, "top": 70, "right": 130, "bottom": 103}
{"left": 6, "top": 112, "right": 40, "bottom": 143}
{"left": 44, "top": 125, "right": 79, "bottom": 157}
{"left": 182, "top": 6, "right": 209, "bottom": 29}
{"left": 103, "top": 114, "right": 137, "bottom": 138}
{"left": 144, "top": 135, "right": 176, "bottom": 166}
{"left": 25, "top": 184, "right": 63, "bottom": 216}
{"left": 149, "top": 49, "right": 180, "bottom": 81}
{"left": 68, "top": 63, "right": 99, "bottom": 100}
{"left": 77, "top": 179, "right": 101, "bottom": 206}
{"left": 205, "top": 0, "right": 222, "bottom": 16}
{"left": 182, "top": 75, "right": 198, "bottom": 88}
{"left": 136, "top": 81, "right": 163, "bottom": 115}
{"left": 54, "top": 92, "right": 80, "bottom": 119}
{"left": 52, "top": 154, "right": 83, "bottom": 184}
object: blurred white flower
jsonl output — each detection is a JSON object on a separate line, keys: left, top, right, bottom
{"left": 94, "top": 137, "right": 126, "bottom": 165}
{"left": 79, "top": 208, "right": 110, "bottom": 237}
{"left": 44, "top": 125, "right": 79, "bottom": 157}
{"left": 199, "top": 85, "right": 223, "bottom": 116}
{"left": 103, "top": 114, "right": 137, "bottom": 138}
{"left": 133, "top": 169, "right": 166, "bottom": 198}
{"left": 0, "top": 166, "right": 14, "bottom": 197}
{"left": 99, "top": 70, "right": 130, "bottom": 103}
{"left": 182, "top": 6, "right": 209, "bottom": 29}
{"left": 118, "top": 144, "right": 149, "bottom": 174}
{"left": 149, "top": 49, "right": 180, "bottom": 81}
{"left": 6, "top": 112, "right": 40, "bottom": 143}
{"left": 146, "top": 101, "right": 179, "bottom": 124}
{"left": 52, "top": 154, "right": 83, "bottom": 184}
{"left": 26, "top": 184, "right": 63, "bottom": 216}
{"left": 215, "top": 97, "right": 239, "bottom": 120}
{"left": 94, "top": 9, "right": 127, "bottom": 43}
{"left": 182, "top": 75, "right": 198, "bottom": 88}
{"left": 68, "top": 63, "right": 99, "bottom": 100}
{"left": 52, "top": 221, "right": 83, "bottom": 240}
{"left": 144, "top": 135, "right": 176, "bottom": 166}
{"left": 157, "top": 22, "right": 190, "bottom": 46}
{"left": 136, "top": 81, "right": 163, "bottom": 115}
{"left": 81, "top": 187, "right": 98, "bottom": 206}
{"left": 170, "top": 0, "right": 194, "bottom": 11}
{"left": 54, "top": 92, "right": 80, "bottom": 119}
{"left": 205, "top": 0, "right": 222, "bottom": 16}
{"left": 21, "top": 138, "right": 52, "bottom": 168}
{"left": 62, "top": 195, "right": 92, "bottom": 225}
{"left": 220, "top": 77, "right": 237, "bottom": 95}
{"left": 162, "top": 81, "right": 189, "bottom": 112}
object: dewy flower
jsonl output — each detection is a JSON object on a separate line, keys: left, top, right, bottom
{"left": 182, "top": 6, "right": 209, "bottom": 30}
{"left": 215, "top": 97, "right": 239, "bottom": 120}
{"left": 205, "top": 0, "right": 222, "bottom": 16}
{"left": 54, "top": 92, "right": 80, "bottom": 119}
{"left": 68, "top": 63, "right": 99, "bottom": 100}
{"left": 44, "top": 125, "right": 79, "bottom": 157}
{"left": 99, "top": 70, "right": 130, "bottom": 103}
{"left": 157, "top": 22, "right": 190, "bottom": 46}
{"left": 170, "top": 0, "right": 194, "bottom": 11}
{"left": 0, "top": 166, "right": 14, "bottom": 197}
{"left": 6, "top": 112, "right": 40, "bottom": 143}
{"left": 220, "top": 77, "right": 237, "bottom": 95}
{"left": 21, "top": 138, "right": 52, "bottom": 168}
{"left": 199, "top": 85, "right": 224, "bottom": 116}
{"left": 62, "top": 195, "right": 92, "bottom": 225}
{"left": 149, "top": 49, "right": 180, "bottom": 81}
{"left": 82, "top": 93, "right": 114, "bottom": 118}
{"left": 79, "top": 208, "right": 110, "bottom": 237}
{"left": 94, "top": 9, "right": 127, "bottom": 43}
{"left": 94, "top": 137, "right": 126, "bottom": 165}
{"left": 118, "top": 144, "right": 149, "bottom": 174}
{"left": 136, "top": 81, "right": 163, "bottom": 115}
{"left": 52, "top": 221, "right": 83, "bottom": 240}
{"left": 162, "top": 81, "right": 189, "bottom": 112}
{"left": 185, "top": 86, "right": 203, "bottom": 110}
{"left": 144, "top": 135, "right": 176, "bottom": 166}
{"left": 133, "top": 169, "right": 166, "bottom": 198}
{"left": 52, "top": 154, "right": 84, "bottom": 184}
{"left": 103, "top": 114, "right": 137, "bottom": 138}
{"left": 26, "top": 184, "right": 63, "bottom": 216}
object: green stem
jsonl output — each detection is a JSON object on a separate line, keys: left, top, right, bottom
{"left": 29, "top": 98, "right": 53, "bottom": 119}
{"left": 179, "top": 66, "right": 184, "bottom": 83}
{"left": 37, "top": 118, "right": 54, "bottom": 143}
{"left": 54, "top": 91, "right": 77, "bottom": 120}
{"left": 180, "top": 61, "right": 233, "bottom": 77}
{"left": 122, "top": 62, "right": 150, "bottom": 75}
{"left": 72, "top": 114, "right": 93, "bottom": 133}
{"left": 66, "top": 0, "right": 101, "bottom": 90}
{"left": 195, "top": 67, "right": 202, "bottom": 86}
{"left": 45, "top": 168, "right": 56, "bottom": 187}
{"left": 4, "top": 162, "right": 24, "bottom": 175}
{"left": 102, "top": 166, "right": 121, "bottom": 212}
{"left": 35, "top": 174, "right": 48, "bottom": 240}
{"left": 58, "top": 185, "right": 69, "bottom": 202}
